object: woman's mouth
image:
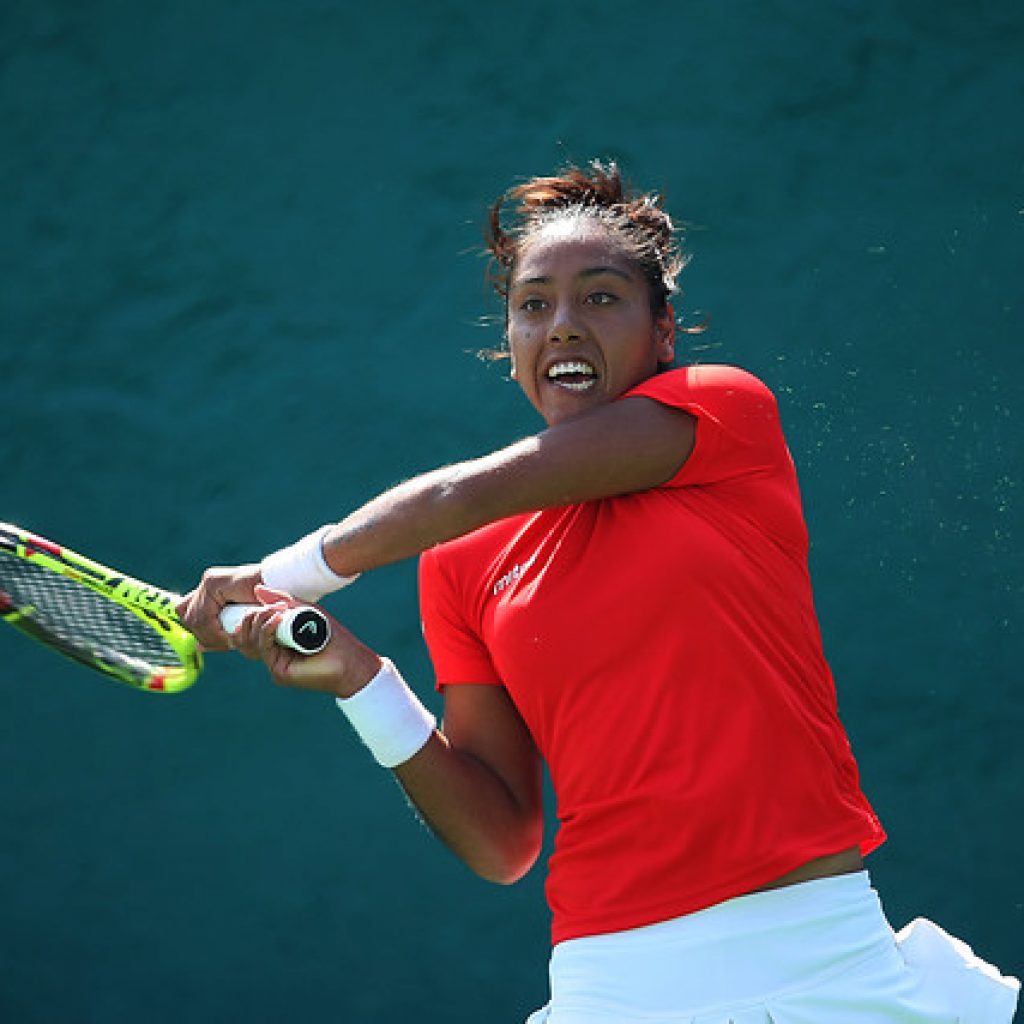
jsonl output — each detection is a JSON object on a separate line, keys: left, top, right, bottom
{"left": 546, "top": 359, "right": 597, "bottom": 392}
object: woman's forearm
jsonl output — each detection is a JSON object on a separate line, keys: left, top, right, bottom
{"left": 321, "top": 461, "right": 489, "bottom": 577}
{"left": 393, "top": 732, "right": 544, "bottom": 885}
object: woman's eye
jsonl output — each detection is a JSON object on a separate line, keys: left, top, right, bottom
{"left": 519, "top": 297, "right": 547, "bottom": 313}
{"left": 586, "top": 291, "right": 617, "bottom": 306}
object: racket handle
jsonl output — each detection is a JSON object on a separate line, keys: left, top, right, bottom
{"left": 218, "top": 604, "right": 331, "bottom": 655}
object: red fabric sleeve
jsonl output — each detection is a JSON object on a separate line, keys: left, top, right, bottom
{"left": 418, "top": 544, "right": 502, "bottom": 689}
{"left": 624, "top": 365, "right": 789, "bottom": 488}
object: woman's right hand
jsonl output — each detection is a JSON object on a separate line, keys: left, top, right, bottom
{"left": 226, "top": 586, "right": 382, "bottom": 697}
{"left": 175, "top": 563, "right": 263, "bottom": 651}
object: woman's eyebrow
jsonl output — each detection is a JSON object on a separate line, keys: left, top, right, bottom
{"left": 511, "top": 266, "right": 633, "bottom": 289}
{"left": 578, "top": 266, "right": 633, "bottom": 282}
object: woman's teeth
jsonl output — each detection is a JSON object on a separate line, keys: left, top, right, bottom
{"left": 547, "top": 360, "right": 597, "bottom": 391}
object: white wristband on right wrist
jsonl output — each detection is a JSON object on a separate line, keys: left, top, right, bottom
{"left": 260, "top": 525, "right": 358, "bottom": 602}
{"left": 336, "top": 658, "right": 436, "bottom": 769}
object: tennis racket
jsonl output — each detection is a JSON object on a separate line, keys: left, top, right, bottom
{"left": 0, "top": 523, "right": 331, "bottom": 693}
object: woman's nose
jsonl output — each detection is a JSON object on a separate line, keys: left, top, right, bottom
{"left": 548, "top": 304, "right": 582, "bottom": 344}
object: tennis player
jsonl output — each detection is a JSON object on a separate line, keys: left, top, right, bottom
{"left": 178, "top": 161, "right": 1019, "bottom": 1022}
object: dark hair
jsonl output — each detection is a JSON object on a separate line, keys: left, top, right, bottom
{"left": 484, "top": 159, "right": 689, "bottom": 320}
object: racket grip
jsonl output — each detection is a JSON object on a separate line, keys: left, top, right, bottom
{"left": 218, "top": 604, "right": 331, "bottom": 655}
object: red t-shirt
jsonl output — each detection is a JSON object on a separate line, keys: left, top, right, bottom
{"left": 418, "top": 365, "right": 885, "bottom": 944}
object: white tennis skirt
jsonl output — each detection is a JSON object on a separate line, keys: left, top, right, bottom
{"left": 525, "top": 872, "right": 1019, "bottom": 1023}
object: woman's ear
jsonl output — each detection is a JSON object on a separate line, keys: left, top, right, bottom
{"left": 656, "top": 306, "right": 677, "bottom": 363}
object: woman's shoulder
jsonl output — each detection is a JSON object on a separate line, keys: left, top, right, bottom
{"left": 626, "top": 364, "right": 779, "bottom": 427}
{"left": 647, "top": 363, "right": 774, "bottom": 399}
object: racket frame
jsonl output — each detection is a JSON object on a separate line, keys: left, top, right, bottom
{"left": 0, "top": 523, "right": 202, "bottom": 693}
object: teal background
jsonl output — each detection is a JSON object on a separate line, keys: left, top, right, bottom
{"left": 1, "top": 1, "right": 1021, "bottom": 1020}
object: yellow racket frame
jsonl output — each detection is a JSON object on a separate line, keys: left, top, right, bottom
{"left": 0, "top": 523, "right": 202, "bottom": 693}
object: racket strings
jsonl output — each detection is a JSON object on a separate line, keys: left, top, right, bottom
{"left": 0, "top": 553, "right": 183, "bottom": 669}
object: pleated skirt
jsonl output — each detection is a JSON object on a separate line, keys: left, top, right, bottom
{"left": 525, "top": 872, "right": 1019, "bottom": 1023}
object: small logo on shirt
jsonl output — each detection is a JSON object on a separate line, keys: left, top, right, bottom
{"left": 493, "top": 553, "right": 537, "bottom": 596}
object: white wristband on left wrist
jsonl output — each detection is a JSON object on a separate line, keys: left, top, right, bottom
{"left": 260, "top": 525, "right": 358, "bottom": 603}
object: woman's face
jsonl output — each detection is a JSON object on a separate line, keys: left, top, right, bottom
{"left": 506, "top": 217, "right": 675, "bottom": 427}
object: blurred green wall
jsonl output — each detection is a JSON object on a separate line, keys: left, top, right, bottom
{"left": 1, "top": 1, "right": 1020, "bottom": 1020}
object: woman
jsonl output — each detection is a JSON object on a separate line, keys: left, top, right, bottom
{"left": 178, "top": 161, "right": 1019, "bottom": 1022}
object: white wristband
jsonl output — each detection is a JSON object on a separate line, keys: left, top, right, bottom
{"left": 336, "top": 658, "right": 436, "bottom": 768}
{"left": 260, "top": 525, "right": 358, "bottom": 602}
